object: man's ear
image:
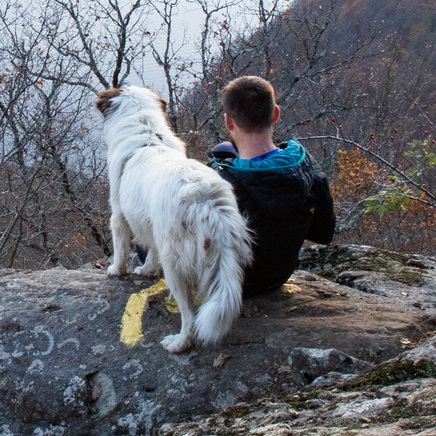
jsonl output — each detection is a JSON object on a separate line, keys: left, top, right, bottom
{"left": 272, "top": 105, "right": 281, "bottom": 124}
{"left": 224, "top": 113, "right": 234, "bottom": 131}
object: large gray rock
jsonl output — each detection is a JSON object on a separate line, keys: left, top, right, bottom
{"left": 160, "top": 337, "right": 436, "bottom": 435}
{"left": 0, "top": 244, "right": 435, "bottom": 435}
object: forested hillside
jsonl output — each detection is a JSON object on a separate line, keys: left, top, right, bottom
{"left": 179, "top": 0, "right": 436, "bottom": 254}
{"left": 0, "top": 0, "right": 435, "bottom": 269}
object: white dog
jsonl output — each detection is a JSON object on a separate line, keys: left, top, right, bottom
{"left": 96, "top": 86, "right": 252, "bottom": 353}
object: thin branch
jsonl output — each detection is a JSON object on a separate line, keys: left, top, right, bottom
{"left": 298, "top": 134, "right": 436, "bottom": 207}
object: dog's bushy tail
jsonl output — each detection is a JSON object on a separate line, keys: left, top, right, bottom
{"left": 192, "top": 197, "right": 252, "bottom": 345}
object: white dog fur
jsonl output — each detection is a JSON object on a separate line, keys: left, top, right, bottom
{"left": 96, "top": 86, "right": 252, "bottom": 353}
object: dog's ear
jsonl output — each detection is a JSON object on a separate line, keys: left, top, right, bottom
{"left": 96, "top": 88, "right": 123, "bottom": 117}
{"left": 157, "top": 95, "right": 167, "bottom": 114}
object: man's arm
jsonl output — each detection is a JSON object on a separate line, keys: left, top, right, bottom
{"left": 306, "top": 166, "right": 336, "bottom": 245}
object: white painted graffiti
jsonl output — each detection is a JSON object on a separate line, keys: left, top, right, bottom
{"left": 122, "top": 359, "right": 144, "bottom": 380}
{"left": 58, "top": 338, "right": 81, "bottom": 352}
{"left": 27, "top": 359, "right": 44, "bottom": 374}
{"left": 87, "top": 297, "right": 110, "bottom": 321}
{"left": 0, "top": 325, "right": 56, "bottom": 364}
{"left": 32, "top": 325, "right": 55, "bottom": 356}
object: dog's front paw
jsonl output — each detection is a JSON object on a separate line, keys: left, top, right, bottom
{"left": 107, "top": 264, "right": 127, "bottom": 277}
{"left": 134, "top": 265, "right": 160, "bottom": 278}
{"left": 161, "top": 334, "right": 193, "bottom": 354}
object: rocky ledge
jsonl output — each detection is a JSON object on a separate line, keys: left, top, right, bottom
{"left": 0, "top": 244, "right": 435, "bottom": 435}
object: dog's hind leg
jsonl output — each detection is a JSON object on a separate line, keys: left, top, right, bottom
{"left": 160, "top": 270, "right": 195, "bottom": 353}
{"left": 134, "top": 247, "right": 161, "bottom": 277}
{"left": 108, "top": 213, "right": 131, "bottom": 276}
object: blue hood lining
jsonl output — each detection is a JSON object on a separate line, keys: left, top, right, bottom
{"left": 216, "top": 139, "right": 306, "bottom": 173}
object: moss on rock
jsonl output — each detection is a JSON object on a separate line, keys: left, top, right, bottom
{"left": 339, "top": 358, "right": 436, "bottom": 390}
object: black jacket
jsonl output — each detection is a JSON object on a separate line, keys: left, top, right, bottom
{"left": 210, "top": 140, "right": 335, "bottom": 296}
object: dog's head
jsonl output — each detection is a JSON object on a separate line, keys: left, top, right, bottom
{"left": 96, "top": 87, "right": 167, "bottom": 118}
{"left": 96, "top": 86, "right": 185, "bottom": 154}
{"left": 96, "top": 88, "right": 124, "bottom": 118}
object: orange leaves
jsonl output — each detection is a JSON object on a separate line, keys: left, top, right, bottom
{"left": 333, "top": 144, "right": 435, "bottom": 253}
{"left": 1, "top": 68, "right": 14, "bottom": 87}
{"left": 332, "top": 148, "right": 377, "bottom": 200}
{"left": 38, "top": 50, "right": 50, "bottom": 60}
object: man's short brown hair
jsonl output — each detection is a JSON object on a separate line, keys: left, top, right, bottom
{"left": 222, "top": 76, "right": 276, "bottom": 132}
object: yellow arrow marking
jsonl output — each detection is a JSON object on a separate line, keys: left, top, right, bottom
{"left": 120, "top": 279, "right": 169, "bottom": 347}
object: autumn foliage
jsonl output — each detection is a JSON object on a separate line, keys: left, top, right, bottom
{"left": 331, "top": 146, "right": 435, "bottom": 254}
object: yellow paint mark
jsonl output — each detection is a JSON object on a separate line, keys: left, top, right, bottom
{"left": 164, "top": 296, "right": 180, "bottom": 314}
{"left": 163, "top": 289, "right": 203, "bottom": 313}
{"left": 282, "top": 283, "right": 302, "bottom": 294}
{"left": 120, "top": 279, "right": 168, "bottom": 347}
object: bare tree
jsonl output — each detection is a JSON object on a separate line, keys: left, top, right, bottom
{"left": 0, "top": 0, "right": 150, "bottom": 268}
{"left": 50, "top": 0, "right": 147, "bottom": 90}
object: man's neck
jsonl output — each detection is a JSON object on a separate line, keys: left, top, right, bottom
{"left": 235, "top": 131, "right": 277, "bottom": 160}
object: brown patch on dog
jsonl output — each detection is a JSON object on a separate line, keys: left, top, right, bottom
{"left": 204, "top": 239, "right": 211, "bottom": 250}
{"left": 147, "top": 88, "right": 167, "bottom": 115}
{"left": 96, "top": 88, "right": 123, "bottom": 117}
{"left": 158, "top": 95, "right": 167, "bottom": 113}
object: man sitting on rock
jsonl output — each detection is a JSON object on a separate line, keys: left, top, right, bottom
{"left": 209, "top": 75, "right": 336, "bottom": 296}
